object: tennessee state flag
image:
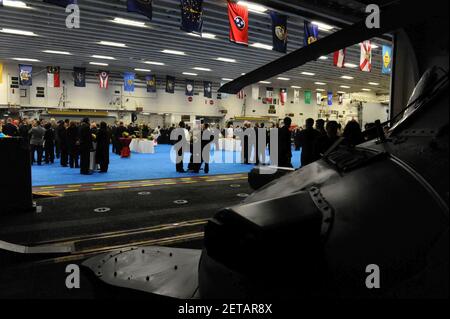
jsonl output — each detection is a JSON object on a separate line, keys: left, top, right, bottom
{"left": 227, "top": 0, "right": 248, "bottom": 45}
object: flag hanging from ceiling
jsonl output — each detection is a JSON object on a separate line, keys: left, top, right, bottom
{"left": 0, "top": 63, "right": 3, "bottom": 84}
{"left": 316, "top": 92, "right": 322, "bottom": 105}
{"left": 99, "top": 71, "right": 109, "bottom": 89}
{"left": 73, "top": 68, "right": 86, "bottom": 87}
{"left": 127, "top": 0, "right": 152, "bottom": 20}
{"left": 338, "top": 93, "right": 344, "bottom": 105}
{"left": 382, "top": 45, "right": 393, "bottom": 75}
{"left": 327, "top": 92, "right": 333, "bottom": 106}
{"left": 270, "top": 12, "right": 288, "bottom": 53}
{"left": 304, "top": 90, "right": 312, "bottom": 104}
{"left": 237, "top": 89, "right": 245, "bottom": 99}
{"left": 19, "top": 64, "right": 32, "bottom": 86}
{"left": 47, "top": 66, "right": 61, "bottom": 88}
{"left": 124, "top": 72, "right": 135, "bottom": 92}
{"left": 181, "top": 0, "right": 203, "bottom": 34}
{"left": 166, "top": 76, "right": 175, "bottom": 93}
{"left": 303, "top": 21, "right": 319, "bottom": 47}
{"left": 227, "top": 0, "right": 248, "bottom": 45}
{"left": 203, "top": 81, "right": 212, "bottom": 98}
{"left": 360, "top": 40, "right": 372, "bottom": 72}
{"left": 43, "top": 0, "right": 77, "bottom": 7}
{"left": 266, "top": 87, "right": 274, "bottom": 103}
{"left": 280, "top": 88, "right": 287, "bottom": 105}
{"left": 333, "top": 49, "right": 346, "bottom": 68}
{"left": 146, "top": 74, "right": 156, "bottom": 92}
{"left": 185, "top": 79, "right": 195, "bottom": 96}
{"left": 294, "top": 89, "right": 300, "bottom": 103}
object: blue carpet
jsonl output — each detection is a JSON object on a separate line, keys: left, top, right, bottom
{"left": 32, "top": 144, "right": 301, "bottom": 186}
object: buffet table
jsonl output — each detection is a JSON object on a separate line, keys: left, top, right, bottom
{"left": 217, "top": 138, "right": 241, "bottom": 152}
{"left": 130, "top": 139, "right": 155, "bottom": 154}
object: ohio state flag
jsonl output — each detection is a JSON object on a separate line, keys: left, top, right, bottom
{"left": 280, "top": 88, "right": 287, "bottom": 105}
{"left": 47, "top": 66, "right": 61, "bottom": 88}
{"left": 333, "top": 49, "right": 346, "bottom": 68}
{"left": 99, "top": 71, "right": 110, "bottom": 89}
{"left": 227, "top": 0, "right": 248, "bottom": 45}
{"left": 360, "top": 41, "right": 372, "bottom": 72}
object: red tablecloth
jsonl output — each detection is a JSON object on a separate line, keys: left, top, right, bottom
{"left": 119, "top": 137, "right": 132, "bottom": 158}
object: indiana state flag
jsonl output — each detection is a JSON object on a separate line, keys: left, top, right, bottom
{"left": 304, "top": 21, "right": 319, "bottom": 47}
{"left": 124, "top": 72, "right": 135, "bottom": 92}
{"left": 43, "top": 0, "right": 77, "bottom": 7}
{"left": 270, "top": 12, "right": 288, "bottom": 53}
{"left": 181, "top": 0, "right": 203, "bottom": 34}
{"left": 382, "top": 45, "right": 393, "bottom": 74}
{"left": 127, "top": 0, "right": 153, "bottom": 20}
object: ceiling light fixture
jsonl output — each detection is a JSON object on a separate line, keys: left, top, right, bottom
{"left": 277, "top": 77, "right": 291, "bottom": 81}
{"left": 291, "top": 86, "right": 302, "bottom": 89}
{"left": 92, "top": 55, "right": 115, "bottom": 60}
{"left": 362, "top": 88, "right": 371, "bottom": 91}
{"left": 315, "top": 82, "right": 326, "bottom": 85}
{"left": 3, "top": 1, "right": 30, "bottom": 9}
{"left": 43, "top": 50, "right": 72, "bottom": 55}
{"left": 183, "top": 72, "right": 197, "bottom": 76}
{"left": 341, "top": 75, "right": 354, "bottom": 80}
{"left": 144, "top": 61, "right": 165, "bottom": 66}
{"left": 368, "top": 82, "right": 380, "bottom": 86}
{"left": 112, "top": 17, "right": 147, "bottom": 28}
{"left": 12, "top": 58, "right": 40, "bottom": 62}
{"left": 237, "top": 1, "right": 267, "bottom": 14}
{"left": 319, "top": 56, "right": 328, "bottom": 60}
{"left": 222, "top": 78, "right": 233, "bottom": 81}
{"left": 0, "top": 28, "right": 37, "bottom": 36}
{"left": 98, "top": 41, "right": 127, "bottom": 48}
{"left": 193, "top": 67, "right": 212, "bottom": 72}
{"left": 316, "top": 88, "right": 325, "bottom": 92}
{"left": 311, "top": 21, "right": 334, "bottom": 31}
{"left": 90, "top": 62, "right": 109, "bottom": 66}
{"left": 301, "top": 72, "right": 315, "bottom": 76}
{"left": 251, "top": 43, "right": 273, "bottom": 50}
{"left": 135, "top": 68, "right": 151, "bottom": 72}
{"left": 162, "top": 49, "right": 186, "bottom": 55}
{"left": 259, "top": 81, "right": 271, "bottom": 84}
{"left": 340, "top": 85, "right": 351, "bottom": 89}
{"left": 216, "top": 57, "right": 237, "bottom": 63}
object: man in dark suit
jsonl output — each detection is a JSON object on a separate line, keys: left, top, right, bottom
{"left": 56, "top": 120, "right": 69, "bottom": 167}
{"left": 2, "top": 118, "right": 18, "bottom": 137}
{"left": 298, "top": 118, "right": 321, "bottom": 167}
{"left": 277, "top": 117, "right": 293, "bottom": 168}
{"left": 79, "top": 118, "right": 93, "bottom": 175}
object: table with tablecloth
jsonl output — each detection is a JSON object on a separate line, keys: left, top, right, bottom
{"left": 130, "top": 139, "right": 155, "bottom": 154}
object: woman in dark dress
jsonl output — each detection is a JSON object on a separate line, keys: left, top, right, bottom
{"left": 96, "top": 122, "right": 111, "bottom": 173}
{"left": 44, "top": 123, "right": 55, "bottom": 164}
{"left": 67, "top": 121, "right": 80, "bottom": 168}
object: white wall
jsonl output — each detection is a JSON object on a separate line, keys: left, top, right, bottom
{"left": 0, "top": 62, "right": 389, "bottom": 127}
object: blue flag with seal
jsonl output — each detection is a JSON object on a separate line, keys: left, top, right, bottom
{"left": 146, "top": 74, "right": 156, "bottom": 93}
{"left": 181, "top": 0, "right": 203, "bottom": 34}
{"left": 303, "top": 21, "right": 319, "bottom": 47}
{"left": 43, "top": 0, "right": 77, "bottom": 7}
{"left": 270, "top": 12, "right": 288, "bottom": 53}
{"left": 127, "top": 0, "right": 152, "bottom": 20}
{"left": 185, "top": 79, "right": 195, "bottom": 96}
{"left": 73, "top": 67, "right": 86, "bottom": 87}
{"left": 382, "top": 45, "right": 393, "bottom": 74}
{"left": 19, "top": 64, "right": 32, "bottom": 86}
{"left": 328, "top": 92, "right": 333, "bottom": 106}
{"left": 124, "top": 72, "right": 135, "bottom": 92}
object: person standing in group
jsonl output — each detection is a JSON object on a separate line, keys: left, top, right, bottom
{"left": 18, "top": 119, "right": 30, "bottom": 141}
{"left": 96, "top": 122, "right": 111, "bottom": 173}
{"left": 173, "top": 121, "right": 189, "bottom": 173}
{"left": 43, "top": 123, "right": 55, "bottom": 164}
{"left": 29, "top": 120, "right": 46, "bottom": 166}
{"left": 56, "top": 120, "right": 69, "bottom": 167}
{"left": 276, "top": 117, "right": 293, "bottom": 168}
{"left": 298, "top": 118, "right": 321, "bottom": 167}
{"left": 314, "top": 121, "right": 340, "bottom": 159}
{"left": 115, "top": 122, "right": 127, "bottom": 155}
{"left": 67, "top": 121, "right": 80, "bottom": 169}
{"left": 2, "top": 118, "right": 18, "bottom": 137}
{"left": 79, "top": 118, "right": 93, "bottom": 175}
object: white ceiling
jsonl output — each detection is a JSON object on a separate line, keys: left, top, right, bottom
{"left": 0, "top": 0, "right": 391, "bottom": 94}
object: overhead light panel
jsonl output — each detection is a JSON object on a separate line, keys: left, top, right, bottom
{"left": 144, "top": 61, "right": 165, "bottom": 66}
{"left": 90, "top": 62, "right": 109, "bottom": 66}
{"left": 341, "top": 75, "right": 354, "bottom": 80}
{"left": 43, "top": 50, "right": 71, "bottom": 55}
{"left": 216, "top": 57, "right": 237, "bottom": 63}
{"left": 12, "top": 58, "right": 40, "bottom": 62}
{"left": 344, "top": 63, "right": 358, "bottom": 68}
{"left": 193, "top": 67, "right": 212, "bottom": 72}
{"left": 340, "top": 85, "right": 351, "bottom": 89}
{"left": 311, "top": 21, "right": 334, "bottom": 31}
{"left": 98, "top": 41, "right": 127, "bottom": 48}
{"left": 237, "top": 1, "right": 267, "bottom": 14}
{"left": 362, "top": 88, "right": 371, "bottom": 91}
{"left": 3, "top": 1, "right": 30, "bottom": 9}
{"left": 291, "top": 86, "right": 302, "bottom": 89}
{"left": 251, "top": 43, "right": 273, "bottom": 50}
{"left": 162, "top": 49, "right": 186, "bottom": 56}
{"left": 301, "top": 72, "right": 315, "bottom": 76}
{"left": 135, "top": 68, "right": 151, "bottom": 72}
{"left": 319, "top": 56, "right": 328, "bottom": 60}
{"left": 183, "top": 72, "right": 197, "bottom": 76}
{"left": 0, "top": 28, "right": 37, "bottom": 36}
{"left": 368, "top": 82, "right": 380, "bottom": 86}
{"left": 112, "top": 17, "right": 147, "bottom": 28}
{"left": 315, "top": 82, "right": 326, "bottom": 85}
{"left": 259, "top": 81, "right": 271, "bottom": 84}
{"left": 316, "top": 88, "right": 325, "bottom": 92}
{"left": 222, "top": 78, "right": 233, "bottom": 81}
{"left": 277, "top": 77, "right": 290, "bottom": 81}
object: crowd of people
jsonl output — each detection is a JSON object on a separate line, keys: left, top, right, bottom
{"left": 0, "top": 116, "right": 370, "bottom": 176}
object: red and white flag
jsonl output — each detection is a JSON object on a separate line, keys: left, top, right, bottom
{"left": 237, "top": 90, "right": 245, "bottom": 99}
{"left": 99, "top": 71, "right": 109, "bottom": 89}
{"left": 333, "top": 49, "right": 346, "bottom": 68}
{"left": 280, "top": 88, "right": 287, "bottom": 105}
{"left": 47, "top": 66, "right": 60, "bottom": 88}
{"left": 360, "top": 41, "right": 372, "bottom": 72}
{"left": 227, "top": 0, "right": 248, "bottom": 45}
